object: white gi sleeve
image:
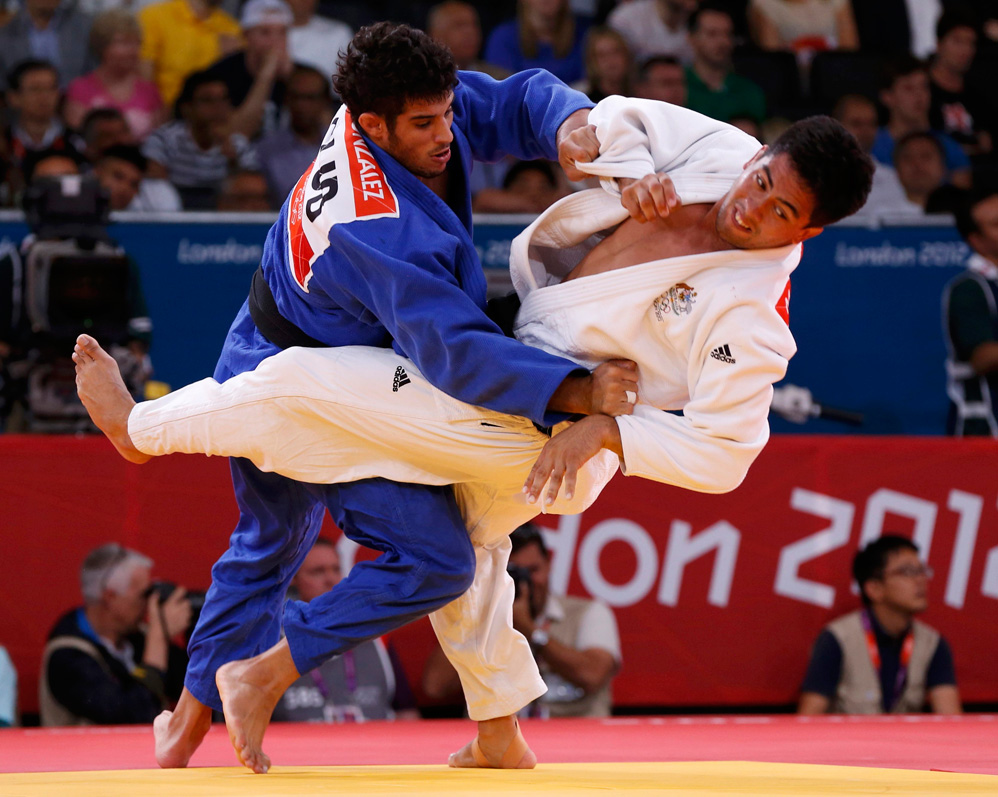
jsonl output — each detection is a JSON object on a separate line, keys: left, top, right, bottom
{"left": 614, "top": 299, "right": 795, "bottom": 494}
{"left": 578, "top": 96, "right": 761, "bottom": 199}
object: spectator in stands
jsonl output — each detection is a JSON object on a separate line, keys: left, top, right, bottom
{"left": 64, "top": 10, "right": 165, "bottom": 143}
{"left": 0, "top": 0, "right": 93, "bottom": 90}
{"left": 576, "top": 26, "right": 634, "bottom": 102}
{"left": 685, "top": 3, "right": 765, "bottom": 124}
{"left": 943, "top": 188, "right": 998, "bottom": 436}
{"left": 427, "top": 1, "right": 510, "bottom": 80}
{"left": 0, "top": 645, "right": 15, "bottom": 727}
{"left": 874, "top": 56, "right": 972, "bottom": 189}
{"left": 138, "top": 0, "right": 242, "bottom": 108}
{"left": 21, "top": 147, "right": 84, "bottom": 183}
{"left": 202, "top": 0, "right": 295, "bottom": 140}
{"left": 634, "top": 55, "right": 687, "bottom": 105}
{"left": 80, "top": 107, "right": 183, "bottom": 213}
{"left": 271, "top": 538, "right": 420, "bottom": 723}
{"left": 893, "top": 131, "right": 962, "bottom": 215}
{"left": 472, "top": 159, "right": 570, "bottom": 213}
{"left": 850, "top": 0, "right": 942, "bottom": 60}
{"left": 93, "top": 144, "right": 146, "bottom": 211}
{"left": 255, "top": 64, "right": 333, "bottom": 207}
{"left": 4, "top": 61, "right": 82, "bottom": 197}
{"left": 833, "top": 93, "right": 908, "bottom": 221}
{"left": 748, "top": 0, "right": 858, "bottom": 54}
{"left": 484, "top": 0, "right": 592, "bottom": 85}
{"left": 40, "top": 543, "right": 190, "bottom": 726}
{"left": 217, "top": 169, "right": 271, "bottom": 211}
{"left": 607, "top": 0, "right": 697, "bottom": 64}
{"left": 799, "top": 535, "right": 960, "bottom": 715}
{"left": 142, "top": 71, "right": 257, "bottom": 210}
{"left": 286, "top": 0, "right": 352, "bottom": 84}
{"left": 929, "top": 10, "right": 993, "bottom": 158}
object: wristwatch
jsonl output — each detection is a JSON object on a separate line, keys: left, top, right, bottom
{"left": 530, "top": 628, "right": 550, "bottom": 648}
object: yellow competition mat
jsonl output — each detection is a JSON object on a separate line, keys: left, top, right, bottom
{"left": 1, "top": 761, "right": 996, "bottom": 796}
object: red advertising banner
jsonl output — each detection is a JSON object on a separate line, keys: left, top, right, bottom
{"left": 2, "top": 435, "right": 996, "bottom": 717}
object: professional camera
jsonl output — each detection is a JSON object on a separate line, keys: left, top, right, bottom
{"left": 507, "top": 563, "right": 534, "bottom": 608}
{"left": 148, "top": 581, "right": 207, "bottom": 640}
{"left": 2, "top": 175, "right": 147, "bottom": 431}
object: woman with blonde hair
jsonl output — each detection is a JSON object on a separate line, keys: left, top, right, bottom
{"left": 64, "top": 9, "right": 166, "bottom": 141}
{"left": 484, "top": 0, "right": 591, "bottom": 84}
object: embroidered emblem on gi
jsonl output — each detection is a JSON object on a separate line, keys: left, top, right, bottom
{"left": 392, "top": 366, "right": 411, "bottom": 392}
{"left": 653, "top": 282, "right": 698, "bottom": 320}
{"left": 709, "top": 344, "right": 736, "bottom": 364}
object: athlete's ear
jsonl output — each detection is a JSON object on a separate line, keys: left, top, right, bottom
{"left": 743, "top": 145, "right": 768, "bottom": 170}
{"left": 795, "top": 225, "right": 823, "bottom": 243}
{"left": 357, "top": 111, "right": 389, "bottom": 147}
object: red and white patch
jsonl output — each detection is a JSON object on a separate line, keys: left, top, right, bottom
{"left": 776, "top": 279, "right": 791, "bottom": 325}
{"left": 286, "top": 107, "right": 400, "bottom": 293}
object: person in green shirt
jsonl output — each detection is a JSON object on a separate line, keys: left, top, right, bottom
{"left": 684, "top": 3, "right": 766, "bottom": 125}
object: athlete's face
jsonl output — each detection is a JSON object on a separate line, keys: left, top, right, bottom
{"left": 714, "top": 150, "right": 822, "bottom": 249}
{"left": 360, "top": 93, "right": 455, "bottom": 180}
{"left": 969, "top": 195, "right": 998, "bottom": 263}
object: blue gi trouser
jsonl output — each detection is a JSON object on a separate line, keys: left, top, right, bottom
{"left": 183, "top": 457, "right": 476, "bottom": 711}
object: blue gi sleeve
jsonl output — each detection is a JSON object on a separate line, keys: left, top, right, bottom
{"left": 454, "top": 69, "right": 594, "bottom": 164}
{"left": 799, "top": 629, "right": 842, "bottom": 699}
{"left": 313, "top": 223, "right": 585, "bottom": 427}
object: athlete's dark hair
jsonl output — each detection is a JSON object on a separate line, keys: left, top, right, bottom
{"left": 332, "top": 22, "right": 458, "bottom": 129}
{"left": 769, "top": 115, "right": 874, "bottom": 227}
{"left": 852, "top": 535, "right": 919, "bottom": 606}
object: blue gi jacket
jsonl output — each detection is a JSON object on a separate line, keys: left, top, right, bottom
{"left": 218, "top": 70, "right": 594, "bottom": 427}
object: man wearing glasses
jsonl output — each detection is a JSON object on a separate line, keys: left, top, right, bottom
{"left": 798, "top": 535, "right": 961, "bottom": 715}
{"left": 39, "top": 543, "right": 191, "bottom": 726}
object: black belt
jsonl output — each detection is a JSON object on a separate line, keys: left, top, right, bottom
{"left": 248, "top": 266, "right": 325, "bottom": 350}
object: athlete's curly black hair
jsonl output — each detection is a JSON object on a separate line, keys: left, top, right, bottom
{"left": 769, "top": 116, "right": 875, "bottom": 227}
{"left": 332, "top": 22, "right": 458, "bottom": 130}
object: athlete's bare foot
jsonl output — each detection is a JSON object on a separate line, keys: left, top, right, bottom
{"left": 154, "top": 689, "right": 213, "bottom": 768}
{"left": 448, "top": 715, "right": 537, "bottom": 769}
{"left": 215, "top": 640, "right": 300, "bottom": 774}
{"left": 72, "top": 334, "right": 150, "bottom": 463}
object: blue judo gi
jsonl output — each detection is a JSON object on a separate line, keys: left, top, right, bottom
{"left": 184, "top": 70, "right": 594, "bottom": 710}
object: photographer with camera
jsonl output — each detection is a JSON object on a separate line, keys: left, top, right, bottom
{"left": 39, "top": 543, "right": 192, "bottom": 726}
{"left": 508, "top": 523, "right": 621, "bottom": 718}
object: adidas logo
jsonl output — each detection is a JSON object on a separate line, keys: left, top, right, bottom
{"left": 709, "top": 344, "right": 736, "bottom": 364}
{"left": 392, "top": 366, "right": 411, "bottom": 392}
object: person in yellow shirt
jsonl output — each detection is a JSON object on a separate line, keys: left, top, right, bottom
{"left": 139, "top": 0, "right": 242, "bottom": 108}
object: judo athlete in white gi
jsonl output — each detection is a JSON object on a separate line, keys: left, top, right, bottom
{"left": 76, "top": 98, "right": 874, "bottom": 770}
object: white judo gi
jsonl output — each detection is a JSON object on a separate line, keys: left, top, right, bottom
{"left": 128, "top": 97, "right": 800, "bottom": 718}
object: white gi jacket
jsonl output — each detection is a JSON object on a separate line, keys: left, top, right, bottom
{"left": 513, "top": 96, "right": 800, "bottom": 493}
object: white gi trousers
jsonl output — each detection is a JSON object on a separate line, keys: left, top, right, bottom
{"left": 128, "top": 345, "right": 619, "bottom": 719}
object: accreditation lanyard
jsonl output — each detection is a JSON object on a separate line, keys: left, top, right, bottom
{"left": 861, "top": 610, "right": 914, "bottom": 710}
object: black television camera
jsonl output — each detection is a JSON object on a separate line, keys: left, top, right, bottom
{"left": 1, "top": 175, "right": 145, "bottom": 431}
{"left": 507, "top": 563, "right": 535, "bottom": 609}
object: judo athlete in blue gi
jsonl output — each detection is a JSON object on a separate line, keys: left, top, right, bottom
{"left": 145, "top": 23, "right": 635, "bottom": 773}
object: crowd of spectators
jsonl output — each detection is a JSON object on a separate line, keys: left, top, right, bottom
{"left": 0, "top": 0, "right": 991, "bottom": 216}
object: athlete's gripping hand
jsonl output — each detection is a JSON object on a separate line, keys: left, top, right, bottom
{"left": 619, "top": 173, "right": 680, "bottom": 223}
{"left": 524, "top": 415, "right": 622, "bottom": 506}
{"left": 558, "top": 116, "right": 600, "bottom": 182}
{"left": 588, "top": 359, "right": 639, "bottom": 417}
